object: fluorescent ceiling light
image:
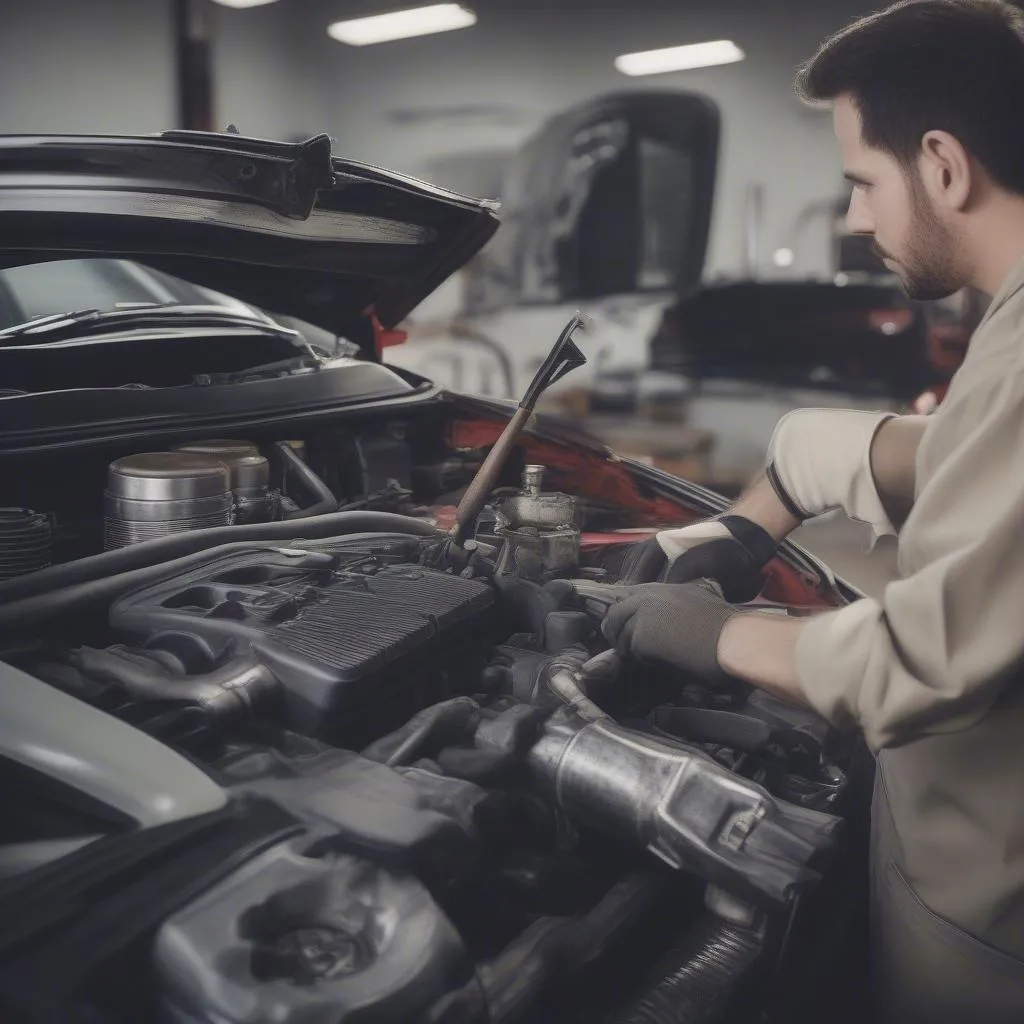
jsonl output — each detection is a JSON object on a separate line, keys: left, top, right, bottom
{"left": 615, "top": 40, "right": 744, "bottom": 76}
{"left": 211, "top": 0, "right": 280, "bottom": 8}
{"left": 328, "top": 4, "right": 476, "bottom": 46}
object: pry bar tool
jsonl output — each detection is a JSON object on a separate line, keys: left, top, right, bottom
{"left": 449, "top": 310, "right": 593, "bottom": 545}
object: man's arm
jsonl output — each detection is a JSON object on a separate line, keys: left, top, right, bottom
{"left": 729, "top": 375, "right": 1024, "bottom": 750}
{"left": 708, "top": 413, "right": 928, "bottom": 711}
{"left": 868, "top": 414, "right": 929, "bottom": 529}
{"left": 765, "top": 409, "right": 928, "bottom": 536}
{"left": 726, "top": 471, "right": 802, "bottom": 543}
{"left": 717, "top": 612, "right": 811, "bottom": 708}
{"left": 657, "top": 410, "right": 927, "bottom": 567}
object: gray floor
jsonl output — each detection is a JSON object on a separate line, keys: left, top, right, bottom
{"left": 791, "top": 510, "right": 899, "bottom": 601}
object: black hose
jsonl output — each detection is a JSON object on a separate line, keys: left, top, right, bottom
{"left": 0, "top": 511, "right": 436, "bottom": 604}
{"left": 609, "top": 913, "right": 764, "bottom": 1024}
{"left": 360, "top": 697, "right": 481, "bottom": 767}
{"left": 0, "top": 530, "right": 430, "bottom": 631}
{"left": 546, "top": 650, "right": 609, "bottom": 723}
{"left": 66, "top": 648, "right": 278, "bottom": 719}
{"left": 272, "top": 441, "right": 339, "bottom": 519}
{"left": 480, "top": 874, "right": 666, "bottom": 1024}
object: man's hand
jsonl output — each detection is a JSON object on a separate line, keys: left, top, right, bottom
{"left": 601, "top": 582, "right": 816, "bottom": 710}
{"left": 601, "top": 581, "right": 739, "bottom": 683}
{"left": 619, "top": 514, "right": 778, "bottom": 602}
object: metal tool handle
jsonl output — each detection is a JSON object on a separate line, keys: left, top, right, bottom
{"left": 448, "top": 311, "right": 591, "bottom": 545}
{"left": 451, "top": 406, "right": 532, "bottom": 544}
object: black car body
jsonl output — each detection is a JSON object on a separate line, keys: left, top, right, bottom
{"left": 0, "top": 131, "right": 869, "bottom": 1024}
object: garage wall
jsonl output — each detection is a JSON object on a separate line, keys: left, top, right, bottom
{"left": 0, "top": 0, "right": 176, "bottom": 134}
{"left": 210, "top": 1, "right": 327, "bottom": 142}
{"left": 0, "top": 0, "right": 882, "bottom": 278}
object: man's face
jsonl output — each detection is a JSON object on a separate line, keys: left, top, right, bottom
{"left": 833, "top": 94, "right": 965, "bottom": 300}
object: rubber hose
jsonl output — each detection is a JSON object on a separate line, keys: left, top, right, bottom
{"left": 0, "top": 531, "right": 428, "bottom": 631}
{"left": 0, "top": 511, "right": 436, "bottom": 603}
{"left": 546, "top": 653, "right": 609, "bottom": 723}
{"left": 610, "top": 914, "right": 764, "bottom": 1024}
{"left": 360, "top": 696, "right": 481, "bottom": 767}
{"left": 273, "top": 441, "right": 339, "bottom": 519}
{"left": 482, "top": 874, "right": 666, "bottom": 1024}
{"left": 67, "top": 648, "right": 278, "bottom": 719}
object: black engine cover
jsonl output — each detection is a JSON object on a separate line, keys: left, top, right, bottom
{"left": 109, "top": 547, "right": 495, "bottom": 741}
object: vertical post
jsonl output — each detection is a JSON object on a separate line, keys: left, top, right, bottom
{"left": 172, "top": 0, "right": 214, "bottom": 131}
{"left": 743, "top": 181, "right": 764, "bottom": 278}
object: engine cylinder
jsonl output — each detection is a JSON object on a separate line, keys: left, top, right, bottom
{"left": 0, "top": 508, "right": 52, "bottom": 578}
{"left": 173, "top": 440, "right": 273, "bottom": 524}
{"left": 104, "top": 452, "right": 233, "bottom": 550}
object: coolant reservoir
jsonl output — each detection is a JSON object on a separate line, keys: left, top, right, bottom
{"left": 494, "top": 464, "right": 580, "bottom": 580}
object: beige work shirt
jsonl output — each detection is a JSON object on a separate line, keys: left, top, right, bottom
{"left": 796, "top": 255, "right": 1024, "bottom": 955}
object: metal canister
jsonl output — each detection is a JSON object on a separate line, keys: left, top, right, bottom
{"left": 173, "top": 440, "right": 273, "bottom": 524}
{"left": 104, "top": 452, "right": 233, "bottom": 549}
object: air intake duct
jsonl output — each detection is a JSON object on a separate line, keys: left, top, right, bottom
{"left": 104, "top": 453, "right": 233, "bottom": 550}
{"left": 0, "top": 508, "right": 52, "bottom": 579}
{"left": 173, "top": 440, "right": 274, "bottom": 524}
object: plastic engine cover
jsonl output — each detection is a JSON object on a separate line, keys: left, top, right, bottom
{"left": 109, "top": 548, "right": 495, "bottom": 739}
{"left": 154, "top": 839, "right": 472, "bottom": 1024}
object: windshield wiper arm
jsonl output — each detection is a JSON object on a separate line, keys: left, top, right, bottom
{"left": 0, "top": 305, "right": 299, "bottom": 344}
{"left": 0, "top": 308, "right": 106, "bottom": 338}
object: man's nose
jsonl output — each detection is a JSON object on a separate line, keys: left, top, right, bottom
{"left": 846, "top": 189, "right": 874, "bottom": 235}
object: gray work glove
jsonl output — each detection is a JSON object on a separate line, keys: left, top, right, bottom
{"left": 618, "top": 515, "right": 775, "bottom": 603}
{"left": 601, "top": 581, "right": 739, "bottom": 684}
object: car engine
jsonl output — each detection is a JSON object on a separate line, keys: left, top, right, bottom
{"left": 0, "top": 317, "right": 863, "bottom": 1024}
{"left": 0, "top": 431, "right": 857, "bottom": 1024}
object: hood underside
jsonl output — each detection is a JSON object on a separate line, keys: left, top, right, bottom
{"left": 0, "top": 131, "right": 500, "bottom": 338}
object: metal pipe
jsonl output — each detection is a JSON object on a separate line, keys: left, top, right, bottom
{"left": 527, "top": 713, "right": 841, "bottom": 907}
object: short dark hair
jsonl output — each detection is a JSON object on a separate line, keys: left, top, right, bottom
{"left": 796, "top": 0, "right": 1024, "bottom": 195}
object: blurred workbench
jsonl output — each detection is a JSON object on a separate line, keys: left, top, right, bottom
{"left": 539, "top": 388, "right": 717, "bottom": 485}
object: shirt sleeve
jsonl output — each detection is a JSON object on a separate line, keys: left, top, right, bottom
{"left": 767, "top": 408, "right": 898, "bottom": 538}
{"left": 795, "top": 371, "right": 1024, "bottom": 751}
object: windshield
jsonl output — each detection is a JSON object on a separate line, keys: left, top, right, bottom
{"left": 0, "top": 259, "right": 259, "bottom": 331}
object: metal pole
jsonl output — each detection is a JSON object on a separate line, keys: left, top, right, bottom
{"left": 172, "top": 0, "right": 214, "bottom": 131}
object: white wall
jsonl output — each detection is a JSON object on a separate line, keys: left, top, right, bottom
{"left": 0, "top": 0, "right": 882, "bottom": 278}
{"left": 0, "top": 0, "right": 176, "bottom": 134}
{"left": 209, "top": 1, "right": 328, "bottom": 141}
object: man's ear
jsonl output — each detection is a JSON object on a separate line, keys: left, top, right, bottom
{"left": 918, "top": 130, "right": 973, "bottom": 212}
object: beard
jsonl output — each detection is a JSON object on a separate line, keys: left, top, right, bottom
{"left": 872, "top": 175, "right": 966, "bottom": 301}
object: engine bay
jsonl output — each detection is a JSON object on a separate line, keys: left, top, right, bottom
{"left": 0, "top": 383, "right": 862, "bottom": 1023}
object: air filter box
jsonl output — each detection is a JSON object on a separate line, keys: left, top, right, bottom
{"left": 109, "top": 547, "right": 495, "bottom": 743}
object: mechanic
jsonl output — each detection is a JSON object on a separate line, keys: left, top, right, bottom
{"left": 601, "top": 2, "right": 1024, "bottom": 1021}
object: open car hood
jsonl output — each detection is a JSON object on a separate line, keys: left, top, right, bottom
{"left": 0, "top": 131, "right": 500, "bottom": 342}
